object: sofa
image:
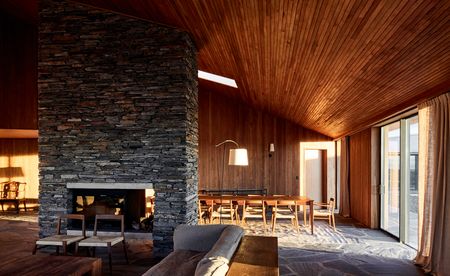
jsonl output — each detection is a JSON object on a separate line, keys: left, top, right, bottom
{"left": 143, "top": 224, "right": 245, "bottom": 276}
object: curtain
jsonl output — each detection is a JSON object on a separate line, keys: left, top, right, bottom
{"left": 339, "top": 136, "right": 351, "bottom": 217}
{"left": 415, "top": 92, "right": 450, "bottom": 275}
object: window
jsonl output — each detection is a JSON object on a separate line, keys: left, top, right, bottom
{"left": 380, "top": 115, "right": 418, "bottom": 249}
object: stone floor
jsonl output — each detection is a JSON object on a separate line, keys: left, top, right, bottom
{"left": 243, "top": 216, "right": 423, "bottom": 275}
{"left": 0, "top": 211, "right": 424, "bottom": 275}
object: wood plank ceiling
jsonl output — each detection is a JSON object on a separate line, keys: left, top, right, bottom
{"left": 5, "top": 0, "right": 450, "bottom": 138}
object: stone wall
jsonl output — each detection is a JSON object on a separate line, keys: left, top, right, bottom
{"left": 38, "top": 0, "right": 198, "bottom": 255}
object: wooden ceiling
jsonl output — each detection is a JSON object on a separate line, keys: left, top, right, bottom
{"left": 4, "top": 0, "right": 450, "bottom": 138}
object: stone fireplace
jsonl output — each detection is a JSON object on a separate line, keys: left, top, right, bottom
{"left": 38, "top": 0, "right": 198, "bottom": 256}
{"left": 68, "top": 185, "right": 150, "bottom": 232}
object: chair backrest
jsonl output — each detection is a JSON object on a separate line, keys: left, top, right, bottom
{"left": 246, "top": 194, "right": 263, "bottom": 205}
{"left": 93, "top": 214, "right": 125, "bottom": 237}
{"left": 57, "top": 214, "right": 86, "bottom": 237}
{"left": 328, "top": 198, "right": 335, "bottom": 212}
{"left": 1, "top": 181, "right": 26, "bottom": 199}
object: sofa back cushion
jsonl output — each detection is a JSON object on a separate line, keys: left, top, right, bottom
{"left": 195, "top": 225, "right": 244, "bottom": 276}
{"left": 174, "top": 224, "right": 228, "bottom": 252}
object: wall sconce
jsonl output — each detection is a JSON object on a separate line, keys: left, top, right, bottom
{"left": 269, "top": 143, "right": 275, "bottom": 157}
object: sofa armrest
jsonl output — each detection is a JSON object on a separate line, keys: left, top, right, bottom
{"left": 174, "top": 224, "right": 229, "bottom": 252}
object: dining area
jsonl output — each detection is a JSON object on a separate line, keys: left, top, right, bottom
{"left": 197, "top": 189, "right": 337, "bottom": 235}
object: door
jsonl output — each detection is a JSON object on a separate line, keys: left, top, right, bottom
{"left": 304, "top": 149, "right": 322, "bottom": 203}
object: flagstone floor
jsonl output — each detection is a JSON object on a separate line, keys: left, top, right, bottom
{"left": 0, "top": 211, "right": 423, "bottom": 275}
{"left": 243, "top": 216, "right": 423, "bottom": 275}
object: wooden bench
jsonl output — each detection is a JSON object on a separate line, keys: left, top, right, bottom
{"left": 0, "top": 181, "right": 27, "bottom": 213}
{"left": 228, "top": 235, "right": 279, "bottom": 276}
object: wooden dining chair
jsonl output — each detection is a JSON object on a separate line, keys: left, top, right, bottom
{"left": 270, "top": 199, "right": 299, "bottom": 233}
{"left": 1, "top": 181, "right": 27, "bottom": 213}
{"left": 76, "top": 215, "right": 129, "bottom": 275}
{"left": 33, "top": 214, "right": 86, "bottom": 255}
{"left": 240, "top": 196, "right": 266, "bottom": 229}
{"left": 198, "top": 199, "right": 212, "bottom": 224}
{"left": 313, "top": 198, "right": 336, "bottom": 230}
{"left": 211, "top": 199, "right": 237, "bottom": 224}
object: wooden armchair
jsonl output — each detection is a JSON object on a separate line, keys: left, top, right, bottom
{"left": 240, "top": 196, "right": 266, "bottom": 229}
{"left": 211, "top": 199, "right": 238, "bottom": 224}
{"left": 270, "top": 199, "right": 299, "bottom": 233}
{"left": 33, "top": 214, "right": 86, "bottom": 255}
{"left": 313, "top": 198, "right": 336, "bottom": 230}
{"left": 76, "top": 214, "right": 129, "bottom": 275}
{"left": 198, "top": 199, "right": 213, "bottom": 224}
{"left": 0, "top": 181, "right": 27, "bottom": 213}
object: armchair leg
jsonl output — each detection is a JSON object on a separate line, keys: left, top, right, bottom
{"left": 303, "top": 208, "right": 307, "bottom": 226}
{"left": 62, "top": 242, "right": 67, "bottom": 256}
{"left": 122, "top": 240, "right": 129, "bottom": 264}
{"left": 56, "top": 246, "right": 60, "bottom": 256}
{"left": 32, "top": 244, "right": 37, "bottom": 255}
{"left": 332, "top": 214, "right": 336, "bottom": 230}
{"left": 107, "top": 244, "right": 113, "bottom": 275}
{"left": 271, "top": 213, "right": 277, "bottom": 234}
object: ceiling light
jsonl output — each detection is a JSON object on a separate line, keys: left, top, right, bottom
{"left": 198, "top": 70, "right": 238, "bottom": 88}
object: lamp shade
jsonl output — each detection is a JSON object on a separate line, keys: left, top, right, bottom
{"left": 228, "top": 148, "right": 248, "bottom": 166}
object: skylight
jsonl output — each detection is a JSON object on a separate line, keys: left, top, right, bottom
{"left": 198, "top": 70, "right": 238, "bottom": 88}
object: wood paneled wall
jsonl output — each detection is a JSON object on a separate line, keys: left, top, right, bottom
{"left": 199, "top": 89, "right": 331, "bottom": 195}
{"left": 349, "top": 128, "right": 372, "bottom": 227}
{"left": 0, "top": 139, "right": 39, "bottom": 199}
{"left": 0, "top": 11, "right": 38, "bottom": 129}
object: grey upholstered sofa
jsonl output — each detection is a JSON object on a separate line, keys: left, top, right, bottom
{"left": 143, "top": 224, "right": 245, "bottom": 276}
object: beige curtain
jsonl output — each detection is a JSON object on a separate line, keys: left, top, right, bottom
{"left": 339, "top": 136, "right": 351, "bottom": 217}
{"left": 415, "top": 92, "right": 450, "bottom": 275}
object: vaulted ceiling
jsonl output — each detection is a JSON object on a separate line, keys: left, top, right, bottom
{"left": 2, "top": 0, "right": 450, "bottom": 138}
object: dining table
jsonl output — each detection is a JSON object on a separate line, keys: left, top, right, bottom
{"left": 198, "top": 194, "right": 315, "bottom": 234}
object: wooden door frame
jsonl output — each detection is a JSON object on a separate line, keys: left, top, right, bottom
{"left": 299, "top": 142, "right": 336, "bottom": 202}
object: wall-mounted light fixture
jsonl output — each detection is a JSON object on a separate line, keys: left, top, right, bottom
{"left": 269, "top": 143, "right": 275, "bottom": 158}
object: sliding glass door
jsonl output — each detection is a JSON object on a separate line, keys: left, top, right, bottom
{"left": 405, "top": 116, "right": 419, "bottom": 248}
{"left": 381, "top": 115, "right": 419, "bottom": 248}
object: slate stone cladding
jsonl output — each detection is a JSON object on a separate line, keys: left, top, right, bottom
{"left": 38, "top": 0, "right": 198, "bottom": 256}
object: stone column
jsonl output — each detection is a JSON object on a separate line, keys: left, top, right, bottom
{"left": 38, "top": 0, "right": 198, "bottom": 253}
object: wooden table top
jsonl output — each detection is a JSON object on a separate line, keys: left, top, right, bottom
{"left": 228, "top": 236, "right": 279, "bottom": 276}
{"left": 198, "top": 194, "right": 313, "bottom": 203}
{"left": 0, "top": 255, "right": 102, "bottom": 276}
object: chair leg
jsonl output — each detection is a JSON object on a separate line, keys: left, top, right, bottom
{"left": 62, "top": 242, "right": 67, "bottom": 256}
{"left": 32, "top": 243, "right": 38, "bottom": 255}
{"left": 23, "top": 200, "right": 27, "bottom": 212}
{"left": 56, "top": 246, "right": 60, "bottom": 256}
{"left": 122, "top": 240, "right": 129, "bottom": 264}
{"left": 332, "top": 214, "right": 336, "bottom": 231}
{"left": 271, "top": 213, "right": 277, "bottom": 234}
{"left": 75, "top": 243, "right": 79, "bottom": 256}
{"left": 303, "top": 209, "right": 307, "bottom": 226}
{"left": 108, "top": 244, "right": 113, "bottom": 276}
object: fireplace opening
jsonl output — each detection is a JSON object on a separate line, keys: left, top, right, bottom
{"left": 70, "top": 189, "right": 154, "bottom": 232}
